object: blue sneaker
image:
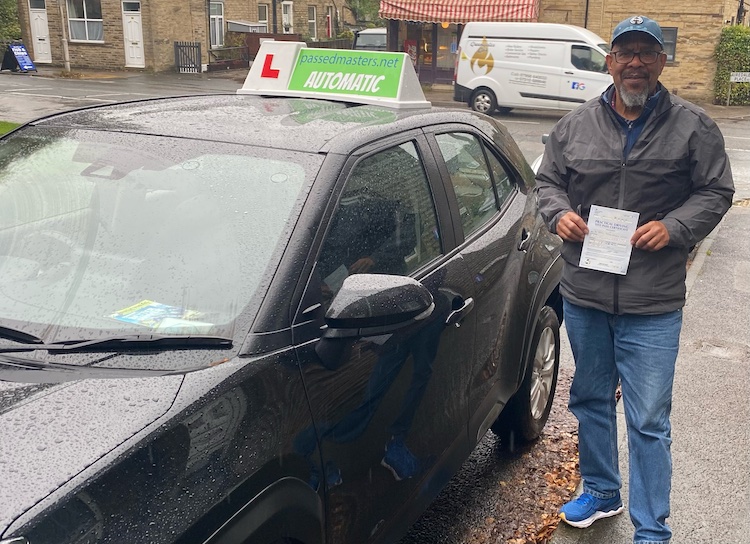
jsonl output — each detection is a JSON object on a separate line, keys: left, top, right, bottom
{"left": 559, "top": 492, "right": 624, "bottom": 528}
{"left": 381, "top": 437, "right": 420, "bottom": 481}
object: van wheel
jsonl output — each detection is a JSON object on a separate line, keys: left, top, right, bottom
{"left": 491, "top": 306, "right": 560, "bottom": 449}
{"left": 470, "top": 88, "right": 497, "bottom": 114}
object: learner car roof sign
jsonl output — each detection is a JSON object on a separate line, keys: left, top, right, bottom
{"left": 238, "top": 41, "right": 431, "bottom": 109}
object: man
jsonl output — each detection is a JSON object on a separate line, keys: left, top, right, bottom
{"left": 535, "top": 15, "right": 734, "bottom": 544}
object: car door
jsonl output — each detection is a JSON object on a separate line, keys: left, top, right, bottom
{"left": 291, "top": 134, "right": 477, "bottom": 544}
{"left": 424, "top": 125, "right": 534, "bottom": 442}
{"left": 559, "top": 43, "right": 612, "bottom": 108}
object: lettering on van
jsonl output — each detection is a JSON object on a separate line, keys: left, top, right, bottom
{"left": 503, "top": 43, "right": 549, "bottom": 60}
{"left": 467, "top": 38, "right": 494, "bottom": 74}
{"left": 509, "top": 72, "right": 547, "bottom": 88}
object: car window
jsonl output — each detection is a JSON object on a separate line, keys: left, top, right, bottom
{"left": 435, "top": 132, "right": 498, "bottom": 237}
{"left": 571, "top": 45, "right": 608, "bottom": 74}
{"left": 316, "top": 141, "right": 441, "bottom": 305}
{"left": 0, "top": 129, "right": 318, "bottom": 337}
{"left": 484, "top": 146, "right": 516, "bottom": 206}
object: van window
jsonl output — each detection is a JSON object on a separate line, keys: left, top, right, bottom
{"left": 571, "top": 45, "right": 608, "bottom": 74}
{"left": 353, "top": 29, "right": 387, "bottom": 51}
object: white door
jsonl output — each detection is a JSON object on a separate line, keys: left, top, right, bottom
{"left": 28, "top": 0, "right": 51, "bottom": 64}
{"left": 122, "top": 1, "right": 145, "bottom": 68}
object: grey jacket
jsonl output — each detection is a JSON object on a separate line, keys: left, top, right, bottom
{"left": 536, "top": 84, "right": 735, "bottom": 315}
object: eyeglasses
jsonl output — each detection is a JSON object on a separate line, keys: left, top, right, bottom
{"left": 610, "top": 50, "right": 663, "bottom": 64}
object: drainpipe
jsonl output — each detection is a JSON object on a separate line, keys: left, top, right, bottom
{"left": 58, "top": 0, "right": 71, "bottom": 71}
{"left": 584, "top": 0, "right": 590, "bottom": 28}
{"left": 272, "top": 0, "right": 278, "bottom": 34}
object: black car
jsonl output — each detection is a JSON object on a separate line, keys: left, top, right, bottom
{"left": 0, "top": 43, "right": 562, "bottom": 544}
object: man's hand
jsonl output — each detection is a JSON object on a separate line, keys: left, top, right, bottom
{"left": 556, "top": 211, "right": 589, "bottom": 242}
{"left": 632, "top": 221, "right": 670, "bottom": 251}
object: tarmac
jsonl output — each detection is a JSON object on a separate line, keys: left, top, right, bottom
{"left": 4, "top": 65, "right": 750, "bottom": 544}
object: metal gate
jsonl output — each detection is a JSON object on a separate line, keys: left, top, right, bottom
{"left": 174, "top": 41, "right": 201, "bottom": 73}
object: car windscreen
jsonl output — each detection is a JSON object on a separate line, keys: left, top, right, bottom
{"left": 0, "top": 127, "right": 320, "bottom": 342}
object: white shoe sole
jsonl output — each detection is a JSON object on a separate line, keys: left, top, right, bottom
{"left": 560, "top": 504, "right": 624, "bottom": 528}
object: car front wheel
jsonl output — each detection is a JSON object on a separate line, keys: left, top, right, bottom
{"left": 491, "top": 305, "right": 560, "bottom": 448}
{"left": 470, "top": 88, "right": 497, "bottom": 114}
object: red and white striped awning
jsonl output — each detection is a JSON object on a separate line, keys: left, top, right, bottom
{"left": 379, "top": 0, "right": 539, "bottom": 24}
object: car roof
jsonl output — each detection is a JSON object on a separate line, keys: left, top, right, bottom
{"left": 30, "top": 95, "right": 490, "bottom": 154}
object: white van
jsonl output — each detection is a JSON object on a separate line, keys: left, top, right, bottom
{"left": 454, "top": 22, "right": 612, "bottom": 114}
{"left": 352, "top": 28, "right": 387, "bottom": 51}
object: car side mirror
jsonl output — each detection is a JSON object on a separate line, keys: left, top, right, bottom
{"left": 322, "top": 274, "right": 434, "bottom": 338}
{"left": 541, "top": 134, "right": 548, "bottom": 144}
{"left": 315, "top": 274, "right": 434, "bottom": 370}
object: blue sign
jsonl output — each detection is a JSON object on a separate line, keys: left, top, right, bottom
{"left": 10, "top": 44, "right": 37, "bottom": 72}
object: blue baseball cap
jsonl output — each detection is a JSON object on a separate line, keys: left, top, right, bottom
{"left": 611, "top": 16, "right": 664, "bottom": 48}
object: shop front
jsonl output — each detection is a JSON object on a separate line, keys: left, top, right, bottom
{"left": 379, "top": 0, "right": 539, "bottom": 85}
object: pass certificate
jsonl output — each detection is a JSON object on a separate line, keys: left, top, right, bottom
{"left": 579, "top": 205, "right": 640, "bottom": 275}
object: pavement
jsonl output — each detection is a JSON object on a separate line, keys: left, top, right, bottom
{"left": 4, "top": 65, "right": 750, "bottom": 544}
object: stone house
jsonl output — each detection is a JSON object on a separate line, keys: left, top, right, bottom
{"left": 16, "top": 0, "right": 354, "bottom": 72}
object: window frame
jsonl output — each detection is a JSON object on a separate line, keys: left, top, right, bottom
{"left": 661, "top": 27, "right": 677, "bottom": 62}
{"left": 66, "top": 0, "right": 104, "bottom": 43}
{"left": 281, "top": 1, "right": 293, "bottom": 34}
{"left": 209, "top": 2, "right": 224, "bottom": 48}
{"left": 258, "top": 3, "right": 269, "bottom": 33}
{"left": 308, "top": 6, "right": 317, "bottom": 41}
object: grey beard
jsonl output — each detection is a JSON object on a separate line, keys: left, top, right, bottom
{"left": 617, "top": 83, "right": 648, "bottom": 109}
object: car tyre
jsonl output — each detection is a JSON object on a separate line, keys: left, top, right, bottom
{"left": 470, "top": 88, "right": 497, "bottom": 114}
{"left": 491, "top": 305, "right": 560, "bottom": 448}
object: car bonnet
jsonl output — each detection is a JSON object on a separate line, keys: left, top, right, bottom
{"left": 0, "top": 373, "right": 183, "bottom": 535}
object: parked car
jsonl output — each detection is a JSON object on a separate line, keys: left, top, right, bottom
{"left": 0, "top": 42, "right": 562, "bottom": 544}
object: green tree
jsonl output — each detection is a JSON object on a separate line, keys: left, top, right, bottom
{"left": 346, "top": 0, "right": 383, "bottom": 25}
{"left": 0, "top": 0, "right": 21, "bottom": 40}
{"left": 713, "top": 25, "right": 750, "bottom": 105}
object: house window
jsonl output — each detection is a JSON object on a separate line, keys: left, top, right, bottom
{"left": 210, "top": 2, "right": 224, "bottom": 48}
{"left": 308, "top": 6, "right": 316, "bottom": 40}
{"left": 281, "top": 1, "right": 293, "bottom": 34}
{"left": 258, "top": 4, "right": 269, "bottom": 32}
{"left": 67, "top": 0, "right": 103, "bottom": 41}
{"left": 661, "top": 27, "right": 677, "bottom": 62}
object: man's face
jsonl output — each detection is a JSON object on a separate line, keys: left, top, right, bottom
{"left": 606, "top": 33, "right": 667, "bottom": 108}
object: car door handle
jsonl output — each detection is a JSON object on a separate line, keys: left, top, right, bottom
{"left": 445, "top": 297, "right": 474, "bottom": 328}
{"left": 564, "top": 71, "right": 575, "bottom": 75}
{"left": 518, "top": 228, "right": 532, "bottom": 252}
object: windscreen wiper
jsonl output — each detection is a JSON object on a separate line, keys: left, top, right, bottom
{"left": 0, "top": 324, "right": 44, "bottom": 345}
{"left": 0, "top": 334, "right": 233, "bottom": 353}
{"left": 0, "top": 352, "right": 215, "bottom": 383}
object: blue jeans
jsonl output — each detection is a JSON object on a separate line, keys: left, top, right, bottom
{"left": 563, "top": 299, "right": 682, "bottom": 544}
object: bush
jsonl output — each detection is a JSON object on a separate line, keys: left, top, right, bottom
{"left": 0, "top": 0, "right": 21, "bottom": 40}
{"left": 713, "top": 25, "right": 750, "bottom": 105}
